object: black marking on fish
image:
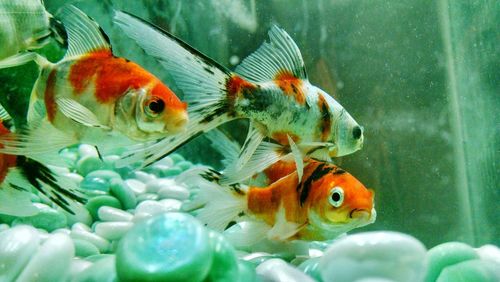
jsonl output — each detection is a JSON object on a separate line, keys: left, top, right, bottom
{"left": 333, "top": 168, "right": 345, "bottom": 174}
{"left": 203, "top": 66, "right": 215, "bottom": 75}
{"left": 297, "top": 163, "right": 334, "bottom": 206}
{"left": 143, "top": 131, "right": 204, "bottom": 166}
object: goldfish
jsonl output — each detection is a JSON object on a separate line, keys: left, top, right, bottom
{"left": 0, "top": 104, "right": 86, "bottom": 216}
{"left": 0, "top": 0, "right": 65, "bottom": 60}
{"left": 0, "top": 5, "right": 187, "bottom": 160}
{"left": 179, "top": 159, "right": 375, "bottom": 242}
{"left": 113, "top": 11, "right": 364, "bottom": 182}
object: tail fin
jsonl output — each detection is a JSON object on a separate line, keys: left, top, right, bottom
{"left": 177, "top": 168, "right": 247, "bottom": 232}
{"left": 0, "top": 52, "right": 49, "bottom": 69}
{"left": 114, "top": 11, "right": 236, "bottom": 168}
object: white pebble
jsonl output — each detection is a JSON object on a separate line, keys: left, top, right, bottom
{"left": 154, "top": 156, "right": 174, "bottom": 167}
{"left": 125, "top": 179, "right": 147, "bottom": 195}
{"left": 47, "top": 165, "right": 70, "bottom": 175}
{"left": 98, "top": 206, "right": 133, "bottom": 222}
{"left": 158, "top": 199, "right": 182, "bottom": 211}
{"left": 16, "top": 233, "right": 74, "bottom": 282}
{"left": 133, "top": 200, "right": 172, "bottom": 222}
{"left": 145, "top": 178, "right": 176, "bottom": 193}
{"left": 53, "top": 228, "right": 71, "bottom": 235}
{"left": 476, "top": 244, "right": 500, "bottom": 265}
{"left": 70, "top": 230, "right": 110, "bottom": 253}
{"left": 0, "top": 226, "right": 41, "bottom": 282}
{"left": 132, "top": 171, "right": 156, "bottom": 183}
{"left": 0, "top": 224, "right": 9, "bottom": 232}
{"left": 319, "top": 231, "right": 427, "bottom": 282}
{"left": 72, "top": 222, "right": 92, "bottom": 232}
{"left": 157, "top": 184, "right": 190, "bottom": 200}
{"left": 94, "top": 222, "right": 134, "bottom": 241}
{"left": 68, "top": 258, "right": 93, "bottom": 281}
{"left": 63, "top": 172, "right": 84, "bottom": 184}
{"left": 256, "top": 258, "right": 315, "bottom": 282}
{"left": 78, "top": 144, "right": 99, "bottom": 158}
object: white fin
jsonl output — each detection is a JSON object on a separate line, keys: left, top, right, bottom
{"left": 0, "top": 103, "right": 12, "bottom": 121}
{"left": 266, "top": 206, "right": 305, "bottom": 241}
{"left": 27, "top": 95, "right": 47, "bottom": 125}
{"left": 56, "top": 97, "right": 110, "bottom": 129}
{"left": 220, "top": 141, "right": 289, "bottom": 185}
{"left": 299, "top": 141, "right": 335, "bottom": 162}
{"left": 177, "top": 168, "right": 247, "bottom": 232}
{"left": 224, "top": 221, "right": 270, "bottom": 248}
{"left": 0, "top": 52, "right": 50, "bottom": 69}
{"left": 235, "top": 25, "right": 307, "bottom": 82}
{"left": 234, "top": 125, "right": 265, "bottom": 171}
{"left": 0, "top": 182, "right": 38, "bottom": 217}
{"left": 59, "top": 5, "right": 110, "bottom": 59}
{"left": 204, "top": 129, "right": 241, "bottom": 168}
{"left": 287, "top": 135, "right": 304, "bottom": 183}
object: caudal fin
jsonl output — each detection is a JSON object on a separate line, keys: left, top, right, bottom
{"left": 114, "top": 11, "right": 236, "bottom": 168}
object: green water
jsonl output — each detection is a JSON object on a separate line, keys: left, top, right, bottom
{"left": 0, "top": 0, "right": 498, "bottom": 248}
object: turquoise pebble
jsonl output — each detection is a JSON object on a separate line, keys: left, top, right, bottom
{"left": 154, "top": 156, "right": 174, "bottom": 167}
{"left": 0, "top": 226, "right": 40, "bottom": 282}
{"left": 73, "top": 255, "right": 118, "bottom": 282}
{"left": 236, "top": 260, "right": 260, "bottom": 282}
{"left": 85, "top": 254, "right": 115, "bottom": 263}
{"left": 85, "top": 195, "right": 122, "bottom": 221}
{"left": 206, "top": 231, "right": 239, "bottom": 281}
{"left": 169, "top": 153, "right": 185, "bottom": 163}
{"left": 176, "top": 160, "right": 193, "bottom": 171}
{"left": 136, "top": 193, "right": 159, "bottom": 202}
{"left": 243, "top": 252, "right": 284, "bottom": 267}
{"left": 78, "top": 144, "right": 99, "bottom": 158}
{"left": 160, "top": 167, "right": 183, "bottom": 177}
{"left": 14, "top": 206, "right": 67, "bottom": 232}
{"left": 425, "top": 242, "right": 479, "bottom": 282}
{"left": 115, "top": 165, "right": 134, "bottom": 179}
{"left": 298, "top": 257, "right": 323, "bottom": 282}
{"left": 74, "top": 238, "right": 100, "bottom": 257}
{"left": 61, "top": 205, "right": 93, "bottom": 227}
{"left": 76, "top": 155, "right": 103, "bottom": 176}
{"left": 109, "top": 178, "right": 137, "bottom": 209}
{"left": 60, "top": 150, "right": 79, "bottom": 168}
{"left": 0, "top": 213, "right": 17, "bottom": 224}
{"left": 116, "top": 213, "right": 213, "bottom": 282}
{"left": 102, "top": 155, "right": 120, "bottom": 170}
{"left": 437, "top": 259, "right": 499, "bottom": 282}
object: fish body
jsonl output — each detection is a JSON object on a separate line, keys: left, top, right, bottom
{"left": 114, "top": 12, "right": 363, "bottom": 176}
{"left": 0, "top": 6, "right": 187, "bottom": 159}
{"left": 0, "top": 0, "right": 62, "bottom": 59}
{"left": 181, "top": 159, "right": 375, "bottom": 242}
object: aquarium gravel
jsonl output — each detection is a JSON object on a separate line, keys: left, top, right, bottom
{"left": 0, "top": 144, "right": 498, "bottom": 282}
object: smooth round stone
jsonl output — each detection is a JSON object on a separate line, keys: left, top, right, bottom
{"left": 154, "top": 156, "right": 174, "bottom": 167}
{"left": 125, "top": 179, "right": 147, "bottom": 195}
{"left": 68, "top": 259, "right": 92, "bottom": 281}
{"left": 169, "top": 153, "right": 185, "bottom": 163}
{"left": 80, "top": 170, "right": 122, "bottom": 192}
{"left": 72, "top": 222, "right": 92, "bottom": 232}
{"left": 102, "top": 155, "right": 120, "bottom": 170}
{"left": 53, "top": 228, "right": 71, "bottom": 235}
{"left": 71, "top": 229, "right": 110, "bottom": 253}
{"left": 63, "top": 172, "right": 84, "bottom": 184}
{"left": 72, "top": 255, "right": 118, "bottom": 282}
{"left": 320, "top": 231, "right": 427, "bottom": 282}
{"left": 85, "top": 254, "right": 114, "bottom": 263}
{"left": 147, "top": 164, "right": 172, "bottom": 177}
{"left": 298, "top": 257, "right": 323, "bottom": 282}
{"left": 145, "top": 178, "right": 176, "bottom": 193}
{"left": 425, "top": 241, "right": 479, "bottom": 282}
{"left": 76, "top": 155, "right": 103, "bottom": 176}
{"left": 206, "top": 231, "right": 239, "bottom": 281}
{"left": 85, "top": 195, "right": 122, "bottom": 220}
{"left": 110, "top": 178, "right": 137, "bottom": 209}
{"left": 0, "top": 224, "right": 9, "bottom": 232}
{"left": 257, "top": 258, "right": 316, "bottom": 282}
{"left": 158, "top": 184, "right": 190, "bottom": 200}
{"left": 98, "top": 206, "right": 133, "bottom": 222}
{"left": 61, "top": 205, "right": 93, "bottom": 227}
{"left": 158, "top": 199, "right": 182, "bottom": 212}
{"left": 177, "top": 160, "right": 193, "bottom": 171}
{"left": 136, "top": 193, "right": 159, "bottom": 202}
{"left": 16, "top": 233, "right": 74, "bottom": 282}
{"left": 236, "top": 260, "right": 259, "bottom": 282}
{"left": 160, "top": 166, "right": 184, "bottom": 177}
{"left": 437, "top": 259, "right": 500, "bottom": 282}
{"left": 116, "top": 213, "right": 213, "bottom": 282}
{"left": 60, "top": 149, "right": 79, "bottom": 166}
{"left": 476, "top": 244, "right": 500, "bottom": 265}
{"left": 0, "top": 225, "right": 40, "bottom": 282}
{"left": 14, "top": 206, "right": 67, "bottom": 232}
{"left": 78, "top": 144, "right": 99, "bottom": 158}
{"left": 131, "top": 171, "right": 156, "bottom": 184}
{"left": 133, "top": 200, "right": 172, "bottom": 221}
{"left": 242, "top": 252, "right": 284, "bottom": 267}
{"left": 94, "top": 222, "right": 133, "bottom": 241}
{"left": 74, "top": 238, "right": 100, "bottom": 257}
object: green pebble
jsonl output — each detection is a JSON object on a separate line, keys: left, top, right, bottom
{"left": 177, "top": 161, "right": 193, "bottom": 171}
{"left": 0, "top": 213, "right": 16, "bottom": 224}
{"left": 80, "top": 170, "right": 121, "bottom": 192}
{"left": 14, "top": 207, "right": 67, "bottom": 232}
{"left": 116, "top": 213, "right": 213, "bottom": 282}
{"left": 85, "top": 254, "right": 115, "bottom": 263}
{"left": 76, "top": 155, "right": 103, "bottom": 176}
{"left": 437, "top": 259, "right": 499, "bottom": 282}
{"left": 236, "top": 260, "right": 260, "bottom": 282}
{"left": 298, "top": 257, "right": 323, "bottom": 282}
{"left": 102, "top": 155, "right": 120, "bottom": 170}
{"left": 74, "top": 238, "right": 100, "bottom": 258}
{"left": 73, "top": 255, "right": 117, "bottom": 282}
{"left": 169, "top": 153, "right": 185, "bottom": 163}
{"left": 159, "top": 167, "right": 183, "bottom": 177}
{"left": 85, "top": 196, "right": 122, "bottom": 221}
{"left": 30, "top": 194, "right": 41, "bottom": 203}
{"left": 425, "top": 242, "right": 479, "bottom": 282}
{"left": 206, "top": 231, "right": 239, "bottom": 282}
{"left": 109, "top": 178, "right": 137, "bottom": 210}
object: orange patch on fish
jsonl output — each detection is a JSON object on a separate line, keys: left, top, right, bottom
{"left": 69, "top": 49, "right": 158, "bottom": 103}
{"left": 151, "top": 82, "right": 186, "bottom": 110}
{"left": 263, "top": 160, "right": 297, "bottom": 184}
{"left": 247, "top": 186, "right": 280, "bottom": 224}
{"left": 271, "top": 132, "right": 300, "bottom": 146}
{"left": 44, "top": 69, "right": 58, "bottom": 122}
{"left": 226, "top": 75, "right": 256, "bottom": 109}
{"left": 317, "top": 93, "right": 331, "bottom": 142}
{"left": 0, "top": 123, "right": 17, "bottom": 183}
{"left": 274, "top": 71, "right": 306, "bottom": 105}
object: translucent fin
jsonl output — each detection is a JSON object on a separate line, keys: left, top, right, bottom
{"left": 235, "top": 25, "right": 307, "bottom": 82}
{"left": 204, "top": 129, "right": 241, "bottom": 168}
{"left": 177, "top": 168, "right": 247, "bottom": 232}
{"left": 220, "top": 141, "right": 289, "bottom": 185}
{"left": 234, "top": 125, "right": 265, "bottom": 171}
{"left": 0, "top": 103, "right": 12, "bottom": 121}
{"left": 224, "top": 221, "right": 270, "bottom": 248}
{"left": 0, "top": 52, "right": 49, "bottom": 69}
{"left": 59, "top": 5, "right": 111, "bottom": 59}
{"left": 0, "top": 182, "right": 38, "bottom": 217}
{"left": 56, "top": 97, "right": 110, "bottom": 129}
{"left": 266, "top": 206, "right": 305, "bottom": 240}
{"left": 287, "top": 135, "right": 304, "bottom": 183}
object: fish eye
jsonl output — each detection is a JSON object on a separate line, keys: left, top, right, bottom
{"left": 145, "top": 98, "right": 165, "bottom": 117}
{"left": 352, "top": 126, "right": 362, "bottom": 140}
{"left": 328, "top": 187, "right": 344, "bottom": 208}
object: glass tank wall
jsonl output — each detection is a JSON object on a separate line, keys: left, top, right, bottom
{"left": 0, "top": 0, "right": 498, "bottom": 248}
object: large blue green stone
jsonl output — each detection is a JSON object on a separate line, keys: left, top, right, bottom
{"left": 116, "top": 212, "right": 213, "bottom": 282}
{"left": 206, "top": 231, "right": 239, "bottom": 281}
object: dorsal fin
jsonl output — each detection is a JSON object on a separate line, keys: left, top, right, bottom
{"left": 59, "top": 5, "right": 111, "bottom": 59}
{"left": 235, "top": 25, "right": 307, "bottom": 83}
{"left": 0, "top": 103, "right": 12, "bottom": 121}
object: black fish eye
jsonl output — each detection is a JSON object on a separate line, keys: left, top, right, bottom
{"left": 331, "top": 192, "right": 341, "bottom": 202}
{"left": 352, "top": 126, "right": 362, "bottom": 140}
{"left": 148, "top": 99, "right": 165, "bottom": 114}
{"left": 328, "top": 187, "right": 344, "bottom": 207}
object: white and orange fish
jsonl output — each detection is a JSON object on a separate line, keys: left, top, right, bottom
{"left": 0, "top": 105, "right": 85, "bottom": 216}
{"left": 179, "top": 159, "right": 375, "bottom": 243}
{"left": 0, "top": 0, "right": 65, "bottom": 60}
{"left": 0, "top": 6, "right": 187, "bottom": 160}
{"left": 114, "top": 12, "right": 364, "bottom": 182}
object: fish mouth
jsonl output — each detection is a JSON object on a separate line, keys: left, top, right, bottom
{"left": 165, "top": 111, "right": 188, "bottom": 133}
{"left": 349, "top": 209, "right": 370, "bottom": 219}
